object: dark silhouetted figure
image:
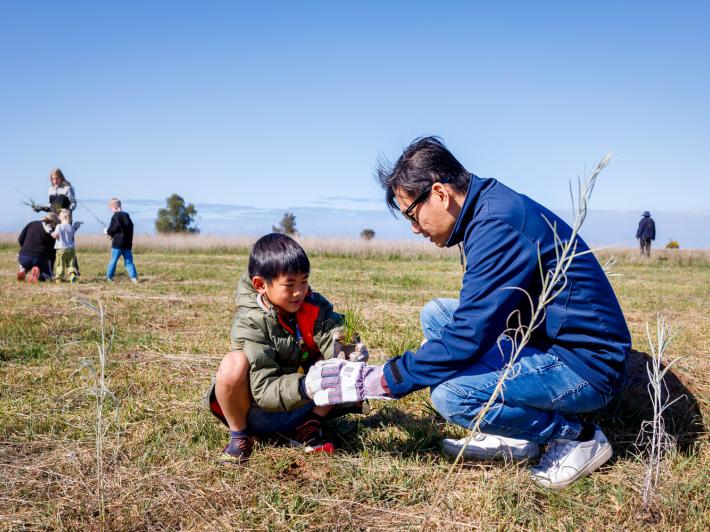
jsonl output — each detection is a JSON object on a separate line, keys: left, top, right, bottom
{"left": 636, "top": 211, "right": 655, "bottom": 257}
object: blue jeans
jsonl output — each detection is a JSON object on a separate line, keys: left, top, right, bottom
{"left": 422, "top": 298, "right": 610, "bottom": 444}
{"left": 247, "top": 403, "right": 315, "bottom": 437}
{"left": 107, "top": 248, "right": 137, "bottom": 280}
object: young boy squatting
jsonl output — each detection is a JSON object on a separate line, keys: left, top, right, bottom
{"left": 204, "top": 233, "right": 367, "bottom": 464}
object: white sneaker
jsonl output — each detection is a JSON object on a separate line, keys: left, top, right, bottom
{"left": 442, "top": 432, "right": 539, "bottom": 461}
{"left": 530, "top": 427, "right": 612, "bottom": 489}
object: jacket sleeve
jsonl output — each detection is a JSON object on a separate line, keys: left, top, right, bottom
{"left": 383, "top": 218, "right": 538, "bottom": 397}
{"left": 650, "top": 220, "right": 656, "bottom": 240}
{"left": 67, "top": 185, "right": 77, "bottom": 211}
{"left": 234, "top": 315, "right": 309, "bottom": 412}
{"left": 312, "top": 298, "right": 344, "bottom": 360}
{"left": 18, "top": 225, "right": 28, "bottom": 246}
{"left": 636, "top": 221, "right": 643, "bottom": 239}
{"left": 106, "top": 214, "right": 120, "bottom": 237}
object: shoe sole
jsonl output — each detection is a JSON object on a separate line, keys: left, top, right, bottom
{"left": 28, "top": 267, "right": 40, "bottom": 283}
{"left": 442, "top": 439, "right": 539, "bottom": 461}
{"left": 532, "top": 443, "right": 612, "bottom": 489}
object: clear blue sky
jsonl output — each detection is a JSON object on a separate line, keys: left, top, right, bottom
{"left": 1, "top": 1, "right": 708, "bottom": 216}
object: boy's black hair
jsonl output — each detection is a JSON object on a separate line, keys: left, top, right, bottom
{"left": 376, "top": 136, "right": 471, "bottom": 216}
{"left": 248, "top": 233, "right": 310, "bottom": 283}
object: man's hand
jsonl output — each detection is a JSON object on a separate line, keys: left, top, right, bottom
{"left": 304, "top": 359, "right": 390, "bottom": 406}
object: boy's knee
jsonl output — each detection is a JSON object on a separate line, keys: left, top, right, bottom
{"left": 217, "top": 351, "right": 249, "bottom": 386}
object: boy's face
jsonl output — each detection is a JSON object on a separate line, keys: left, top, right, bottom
{"left": 253, "top": 272, "right": 309, "bottom": 314}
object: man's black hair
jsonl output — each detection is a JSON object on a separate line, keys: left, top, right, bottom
{"left": 376, "top": 136, "right": 471, "bottom": 215}
{"left": 248, "top": 233, "right": 310, "bottom": 283}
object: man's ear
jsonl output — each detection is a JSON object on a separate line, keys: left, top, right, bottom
{"left": 431, "top": 182, "right": 451, "bottom": 209}
{"left": 251, "top": 276, "right": 268, "bottom": 294}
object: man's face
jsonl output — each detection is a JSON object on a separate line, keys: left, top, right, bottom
{"left": 394, "top": 184, "right": 459, "bottom": 247}
{"left": 254, "top": 272, "right": 310, "bottom": 314}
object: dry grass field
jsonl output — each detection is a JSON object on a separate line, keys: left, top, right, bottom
{"left": 0, "top": 235, "right": 708, "bottom": 530}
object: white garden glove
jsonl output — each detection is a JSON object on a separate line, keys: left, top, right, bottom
{"left": 304, "top": 359, "right": 390, "bottom": 406}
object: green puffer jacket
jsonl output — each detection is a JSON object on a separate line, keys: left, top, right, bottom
{"left": 231, "top": 273, "right": 343, "bottom": 412}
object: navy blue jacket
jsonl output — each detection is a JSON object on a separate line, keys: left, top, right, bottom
{"left": 636, "top": 217, "right": 655, "bottom": 240}
{"left": 383, "top": 176, "right": 631, "bottom": 398}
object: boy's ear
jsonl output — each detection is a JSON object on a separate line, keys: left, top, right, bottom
{"left": 251, "top": 276, "right": 268, "bottom": 294}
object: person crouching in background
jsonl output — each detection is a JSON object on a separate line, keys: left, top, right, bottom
{"left": 17, "top": 213, "right": 59, "bottom": 282}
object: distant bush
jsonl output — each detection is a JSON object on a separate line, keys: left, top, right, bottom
{"left": 360, "top": 229, "right": 375, "bottom": 241}
{"left": 666, "top": 239, "right": 680, "bottom": 249}
{"left": 155, "top": 194, "right": 199, "bottom": 234}
{"left": 273, "top": 212, "right": 298, "bottom": 236}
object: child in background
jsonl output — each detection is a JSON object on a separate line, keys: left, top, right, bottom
{"left": 204, "top": 233, "right": 368, "bottom": 464}
{"left": 52, "top": 209, "right": 82, "bottom": 283}
{"left": 105, "top": 198, "right": 138, "bottom": 283}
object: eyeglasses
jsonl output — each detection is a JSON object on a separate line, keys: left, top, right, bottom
{"left": 400, "top": 178, "right": 450, "bottom": 224}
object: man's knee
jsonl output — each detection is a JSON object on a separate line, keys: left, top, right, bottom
{"left": 216, "top": 350, "right": 250, "bottom": 387}
{"left": 430, "top": 382, "right": 471, "bottom": 423}
{"left": 420, "top": 299, "right": 437, "bottom": 330}
{"left": 420, "top": 298, "right": 455, "bottom": 340}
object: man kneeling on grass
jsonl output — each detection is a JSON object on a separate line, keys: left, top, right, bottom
{"left": 305, "top": 137, "right": 632, "bottom": 489}
{"left": 204, "top": 233, "right": 368, "bottom": 464}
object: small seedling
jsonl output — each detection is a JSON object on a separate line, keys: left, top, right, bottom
{"left": 338, "top": 293, "right": 363, "bottom": 359}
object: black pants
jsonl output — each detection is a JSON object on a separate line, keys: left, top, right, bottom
{"left": 639, "top": 238, "right": 652, "bottom": 257}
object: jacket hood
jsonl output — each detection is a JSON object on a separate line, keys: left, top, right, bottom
{"left": 236, "top": 272, "right": 264, "bottom": 312}
{"left": 235, "top": 272, "right": 300, "bottom": 321}
{"left": 444, "top": 174, "right": 494, "bottom": 247}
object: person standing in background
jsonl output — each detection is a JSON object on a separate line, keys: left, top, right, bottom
{"left": 51, "top": 209, "right": 82, "bottom": 283}
{"left": 105, "top": 198, "right": 138, "bottom": 283}
{"left": 33, "top": 168, "right": 77, "bottom": 213}
{"left": 636, "top": 211, "right": 656, "bottom": 257}
{"left": 34, "top": 168, "right": 81, "bottom": 274}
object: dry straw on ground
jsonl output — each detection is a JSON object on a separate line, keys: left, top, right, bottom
{"left": 0, "top": 231, "right": 708, "bottom": 529}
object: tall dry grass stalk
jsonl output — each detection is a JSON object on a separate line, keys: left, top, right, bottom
{"left": 76, "top": 296, "right": 119, "bottom": 532}
{"left": 601, "top": 255, "right": 619, "bottom": 277}
{"left": 636, "top": 315, "right": 682, "bottom": 513}
{"left": 422, "top": 154, "right": 613, "bottom": 530}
